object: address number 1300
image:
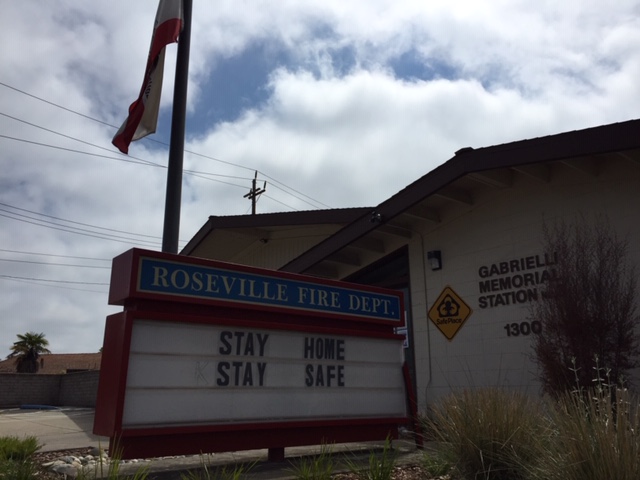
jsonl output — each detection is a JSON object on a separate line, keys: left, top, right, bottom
{"left": 504, "top": 321, "right": 542, "bottom": 337}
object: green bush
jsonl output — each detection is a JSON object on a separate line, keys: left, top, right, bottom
{"left": 288, "top": 444, "right": 334, "bottom": 480}
{"left": 342, "top": 437, "right": 397, "bottom": 480}
{"left": 180, "top": 455, "right": 253, "bottom": 480}
{"left": 0, "top": 436, "right": 39, "bottom": 462}
{"left": 0, "top": 436, "right": 40, "bottom": 480}
{"left": 0, "top": 459, "right": 38, "bottom": 480}
{"left": 424, "top": 388, "right": 550, "bottom": 480}
{"left": 421, "top": 450, "right": 454, "bottom": 478}
{"left": 527, "top": 384, "right": 640, "bottom": 480}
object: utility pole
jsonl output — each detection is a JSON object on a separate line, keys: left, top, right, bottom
{"left": 244, "top": 171, "right": 266, "bottom": 215}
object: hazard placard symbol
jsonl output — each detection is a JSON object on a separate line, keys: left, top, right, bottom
{"left": 428, "top": 286, "right": 472, "bottom": 340}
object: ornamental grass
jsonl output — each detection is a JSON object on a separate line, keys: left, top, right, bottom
{"left": 424, "top": 387, "right": 551, "bottom": 480}
{"left": 526, "top": 383, "right": 640, "bottom": 480}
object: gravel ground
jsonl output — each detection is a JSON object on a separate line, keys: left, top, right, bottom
{"left": 333, "top": 465, "right": 445, "bottom": 479}
{"left": 30, "top": 447, "right": 449, "bottom": 479}
{"left": 31, "top": 447, "right": 97, "bottom": 479}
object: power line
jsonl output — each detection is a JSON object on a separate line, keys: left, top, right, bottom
{"left": 0, "top": 111, "right": 159, "bottom": 167}
{"left": 0, "top": 207, "right": 161, "bottom": 245}
{"left": 0, "top": 81, "right": 332, "bottom": 210}
{"left": 1, "top": 126, "right": 317, "bottom": 211}
{"left": 0, "top": 131, "right": 254, "bottom": 187}
{"left": 262, "top": 194, "right": 297, "bottom": 211}
{"left": 259, "top": 172, "right": 331, "bottom": 209}
{"left": 0, "top": 132, "right": 253, "bottom": 192}
{"left": 0, "top": 248, "right": 111, "bottom": 261}
{"left": 0, "top": 201, "right": 161, "bottom": 240}
{"left": 0, "top": 211, "right": 162, "bottom": 247}
{"left": 0, "top": 134, "right": 157, "bottom": 167}
{"left": 1, "top": 112, "right": 326, "bottom": 210}
{"left": 0, "top": 258, "right": 110, "bottom": 269}
{"left": 0, "top": 81, "right": 116, "bottom": 129}
{"left": 0, "top": 274, "right": 108, "bottom": 285}
{"left": 0, "top": 275, "right": 107, "bottom": 294}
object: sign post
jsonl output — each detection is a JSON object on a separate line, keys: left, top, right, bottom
{"left": 95, "top": 249, "right": 410, "bottom": 460}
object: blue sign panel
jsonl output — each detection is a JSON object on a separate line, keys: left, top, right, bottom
{"left": 137, "top": 257, "right": 402, "bottom": 322}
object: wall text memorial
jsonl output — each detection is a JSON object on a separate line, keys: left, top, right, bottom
{"left": 95, "top": 249, "right": 410, "bottom": 460}
{"left": 477, "top": 253, "right": 556, "bottom": 308}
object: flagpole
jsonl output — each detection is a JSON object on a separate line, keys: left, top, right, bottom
{"left": 162, "top": 0, "right": 192, "bottom": 254}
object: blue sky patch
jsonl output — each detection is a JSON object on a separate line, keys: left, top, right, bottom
{"left": 389, "top": 49, "right": 458, "bottom": 82}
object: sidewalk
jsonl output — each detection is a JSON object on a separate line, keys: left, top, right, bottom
{"left": 0, "top": 408, "right": 424, "bottom": 479}
{"left": 0, "top": 407, "right": 106, "bottom": 452}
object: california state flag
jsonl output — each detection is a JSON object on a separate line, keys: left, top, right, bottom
{"left": 112, "top": 0, "right": 183, "bottom": 154}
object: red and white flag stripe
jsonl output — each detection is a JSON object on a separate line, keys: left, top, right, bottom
{"left": 112, "top": 0, "right": 183, "bottom": 154}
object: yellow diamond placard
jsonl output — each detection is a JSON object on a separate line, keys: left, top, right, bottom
{"left": 428, "top": 286, "right": 472, "bottom": 340}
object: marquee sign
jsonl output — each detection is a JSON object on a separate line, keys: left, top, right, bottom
{"left": 116, "top": 319, "right": 405, "bottom": 428}
{"left": 94, "top": 249, "right": 410, "bottom": 460}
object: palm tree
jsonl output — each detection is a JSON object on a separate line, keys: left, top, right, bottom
{"left": 7, "top": 332, "right": 51, "bottom": 373}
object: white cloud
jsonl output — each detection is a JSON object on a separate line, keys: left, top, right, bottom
{"left": 0, "top": 1, "right": 638, "bottom": 354}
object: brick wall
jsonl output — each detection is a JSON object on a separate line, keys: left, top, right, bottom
{"left": 0, "top": 371, "right": 99, "bottom": 408}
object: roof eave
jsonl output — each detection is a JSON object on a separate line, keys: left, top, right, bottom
{"left": 280, "top": 119, "right": 640, "bottom": 274}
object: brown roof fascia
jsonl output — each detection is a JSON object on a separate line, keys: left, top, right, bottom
{"left": 181, "top": 207, "right": 371, "bottom": 255}
{"left": 280, "top": 119, "right": 640, "bottom": 274}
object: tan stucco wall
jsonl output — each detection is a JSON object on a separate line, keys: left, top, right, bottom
{"left": 409, "top": 159, "right": 640, "bottom": 409}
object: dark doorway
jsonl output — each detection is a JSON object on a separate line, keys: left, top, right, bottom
{"left": 345, "top": 247, "right": 417, "bottom": 408}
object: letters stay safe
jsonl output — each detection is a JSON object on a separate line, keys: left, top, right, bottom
{"left": 197, "top": 330, "right": 347, "bottom": 388}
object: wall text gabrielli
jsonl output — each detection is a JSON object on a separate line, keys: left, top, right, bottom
{"left": 477, "top": 253, "right": 556, "bottom": 308}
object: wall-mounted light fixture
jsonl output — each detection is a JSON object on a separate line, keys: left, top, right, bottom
{"left": 427, "top": 250, "right": 442, "bottom": 271}
{"left": 370, "top": 211, "right": 383, "bottom": 223}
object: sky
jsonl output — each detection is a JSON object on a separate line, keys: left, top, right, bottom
{"left": 1, "top": 1, "right": 639, "bottom": 356}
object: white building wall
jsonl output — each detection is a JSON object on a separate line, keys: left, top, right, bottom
{"left": 231, "top": 225, "right": 346, "bottom": 270}
{"left": 410, "top": 160, "right": 640, "bottom": 409}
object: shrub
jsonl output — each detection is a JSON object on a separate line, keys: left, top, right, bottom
{"left": 528, "top": 381, "right": 640, "bottom": 480}
{"left": 342, "top": 437, "right": 397, "bottom": 480}
{"left": 424, "top": 387, "right": 550, "bottom": 480}
{"left": 0, "top": 436, "right": 40, "bottom": 461}
{"left": 288, "top": 444, "right": 334, "bottom": 480}
{"left": 180, "top": 455, "right": 254, "bottom": 480}
{"left": 421, "top": 450, "right": 453, "bottom": 478}
{"left": 531, "top": 217, "right": 640, "bottom": 397}
{"left": 0, "top": 436, "right": 40, "bottom": 480}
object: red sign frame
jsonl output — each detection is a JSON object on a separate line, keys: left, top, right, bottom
{"left": 94, "top": 249, "right": 413, "bottom": 459}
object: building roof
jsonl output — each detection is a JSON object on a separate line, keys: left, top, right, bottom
{"left": 181, "top": 207, "right": 371, "bottom": 260}
{"left": 280, "top": 119, "right": 640, "bottom": 275}
{"left": 182, "top": 119, "right": 640, "bottom": 279}
{"left": 0, "top": 353, "right": 101, "bottom": 374}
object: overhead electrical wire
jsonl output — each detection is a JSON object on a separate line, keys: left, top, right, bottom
{"left": 0, "top": 274, "right": 108, "bottom": 286}
{"left": 0, "top": 132, "right": 254, "bottom": 191}
{"left": 0, "top": 275, "right": 107, "bottom": 294}
{"left": 0, "top": 211, "right": 161, "bottom": 247}
{"left": 0, "top": 114, "right": 319, "bottom": 208}
{"left": 0, "top": 81, "right": 331, "bottom": 210}
{"left": 0, "top": 81, "right": 115, "bottom": 128}
{"left": 0, "top": 80, "right": 335, "bottom": 291}
{"left": 0, "top": 201, "right": 161, "bottom": 240}
{"left": 0, "top": 258, "right": 110, "bottom": 269}
{"left": 0, "top": 248, "right": 111, "bottom": 261}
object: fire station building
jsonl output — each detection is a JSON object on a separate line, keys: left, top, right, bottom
{"left": 182, "top": 119, "right": 640, "bottom": 408}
